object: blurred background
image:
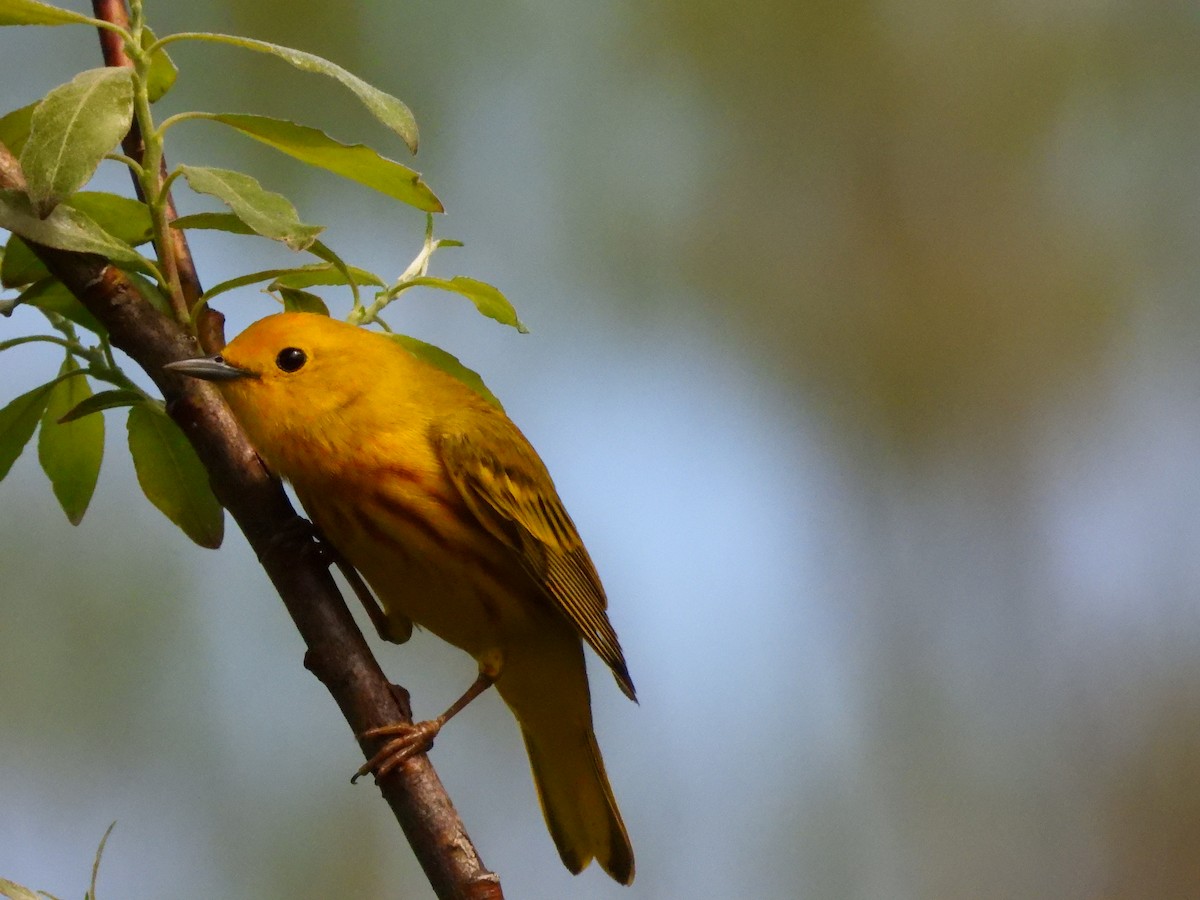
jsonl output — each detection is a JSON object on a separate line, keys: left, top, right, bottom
{"left": 3, "top": 1, "right": 1200, "bottom": 897}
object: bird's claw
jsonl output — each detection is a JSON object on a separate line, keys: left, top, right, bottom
{"left": 352, "top": 719, "right": 442, "bottom": 784}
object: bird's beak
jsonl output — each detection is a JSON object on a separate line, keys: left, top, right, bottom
{"left": 164, "top": 355, "right": 256, "bottom": 382}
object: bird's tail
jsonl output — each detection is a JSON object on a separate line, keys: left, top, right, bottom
{"left": 520, "top": 717, "right": 634, "bottom": 884}
{"left": 495, "top": 637, "right": 634, "bottom": 884}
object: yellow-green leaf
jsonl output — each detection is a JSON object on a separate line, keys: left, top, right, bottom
{"left": 143, "top": 28, "right": 177, "bottom": 102}
{"left": 201, "top": 264, "right": 340, "bottom": 305}
{"left": 38, "top": 356, "right": 102, "bottom": 524}
{"left": 200, "top": 114, "right": 441, "bottom": 212}
{"left": 17, "top": 277, "right": 106, "bottom": 335}
{"left": 19, "top": 67, "right": 134, "bottom": 214}
{"left": 58, "top": 388, "right": 142, "bottom": 423}
{"left": 407, "top": 275, "right": 527, "bottom": 333}
{"left": 1, "top": 234, "right": 47, "bottom": 287}
{"left": 66, "top": 191, "right": 153, "bottom": 245}
{"left": 0, "top": 875, "right": 42, "bottom": 900}
{"left": 390, "top": 334, "right": 503, "bottom": 410}
{"left": 0, "top": 101, "right": 35, "bottom": 155}
{"left": 127, "top": 404, "right": 223, "bottom": 548}
{"left": 177, "top": 165, "right": 322, "bottom": 251}
{"left": 278, "top": 286, "right": 329, "bottom": 316}
{"left": 0, "top": 379, "right": 55, "bottom": 480}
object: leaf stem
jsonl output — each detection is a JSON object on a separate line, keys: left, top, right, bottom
{"left": 349, "top": 214, "right": 446, "bottom": 327}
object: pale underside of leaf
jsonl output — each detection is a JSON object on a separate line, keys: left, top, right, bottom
{"left": 19, "top": 67, "right": 133, "bottom": 214}
{"left": 159, "top": 32, "right": 419, "bottom": 152}
{"left": 0, "top": 189, "right": 145, "bottom": 264}
{"left": 177, "top": 165, "right": 323, "bottom": 251}
{"left": 0, "top": 0, "right": 102, "bottom": 26}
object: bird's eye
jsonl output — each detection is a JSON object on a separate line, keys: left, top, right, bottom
{"left": 276, "top": 347, "right": 307, "bottom": 373}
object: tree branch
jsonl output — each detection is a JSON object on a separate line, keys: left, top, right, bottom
{"left": 0, "top": 69, "right": 502, "bottom": 900}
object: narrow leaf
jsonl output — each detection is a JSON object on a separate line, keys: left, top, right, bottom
{"left": 18, "top": 277, "right": 106, "bottom": 334}
{"left": 0, "top": 101, "right": 35, "bottom": 155}
{"left": 20, "top": 67, "right": 134, "bottom": 214}
{"left": 39, "top": 356, "right": 103, "bottom": 524}
{"left": 127, "top": 404, "right": 223, "bottom": 548}
{"left": 163, "top": 32, "right": 418, "bottom": 152}
{"left": 177, "top": 165, "right": 322, "bottom": 251}
{"left": 0, "top": 876, "right": 42, "bottom": 900}
{"left": 1, "top": 235, "right": 47, "bottom": 287}
{"left": 407, "top": 275, "right": 528, "bottom": 333}
{"left": 269, "top": 264, "right": 383, "bottom": 290}
{"left": 89, "top": 822, "right": 117, "bottom": 900}
{"left": 0, "top": 189, "right": 146, "bottom": 264}
{"left": 58, "top": 388, "right": 142, "bottom": 423}
{"left": 278, "top": 286, "right": 329, "bottom": 316}
{"left": 143, "top": 28, "right": 178, "bottom": 102}
{"left": 0, "top": 379, "right": 54, "bottom": 480}
{"left": 0, "top": 0, "right": 100, "bottom": 26}
{"left": 172, "top": 212, "right": 385, "bottom": 291}
{"left": 127, "top": 270, "right": 173, "bottom": 316}
{"left": 200, "top": 114, "right": 441, "bottom": 212}
{"left": 201, "top": 264, "right": 338, "bottom": 305}
{"left": 390, "top": 334, "right": 504, "bottom": 410}
{"left": 170, "top": 210, "right": 258, "bottom": 235}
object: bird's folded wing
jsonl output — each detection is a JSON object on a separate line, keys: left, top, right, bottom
{"left": 435, "top": 427, "right": 636, "bottom": 700}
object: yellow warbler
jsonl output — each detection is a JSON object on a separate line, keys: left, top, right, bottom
{"left": 166, "top": 312, "right": 635, "bottom": 884}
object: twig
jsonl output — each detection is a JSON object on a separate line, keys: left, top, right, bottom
{"left": 90, "top": 0, "right": 219, "bottom": 352}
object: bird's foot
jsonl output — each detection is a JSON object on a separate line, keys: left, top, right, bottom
{"left": 351, "top": 718, "right": 443, "bottom": 784}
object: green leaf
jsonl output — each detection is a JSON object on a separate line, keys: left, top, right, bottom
{"left": 201, "top": 264, "right": 339, "bottom": 305}
{"left": 269, "top": 264, "right": 383, "bottom": 290}
{"left": 0, "top": 0, "right": 101, "bottom": 26}
{"left": 0, "top": 101, "right": 35, "bottom": 155}
{"left": 162, "top": 32, "right": 418, "bottom": 153}
{"left": 390, "top": 334, "right": 504, "bottom": 410}
{"left": 38, "top": 356, "right": 102, "bottom": 524}
{"left": 58, "top": 388, "right": 142, "bottom": 423}
{"left": 127, "top": 270, "right": 173, "bottom": 316}
{"left": 17, "top": 277, "right": 106, "bottom": 334}
{"left": 143, "top": 28, "right": 178, "bottom": 102}
{"left": 1, "top": 234, "right": 47, "bottom": 287}
{"left": 177, "top": 165, "right": 322, "bottom": 251}
{"left": 0, "top": 379, "right": 54, "bottom": 480}
{"left": 0, "top": 189, "right": 147, "bottom": 265}
{"left": 66, "top": 191, "right": 153, "bottom": 245}
{"left": 19, "top": 67, "right": 134, "bottom": 215}
{"left": 127, "top": 404, "right": 223, "bottom": 548}
{"left": 172, "top": 212, "right": 385, "bottom": 293}
{"left": 170, "top": 211, "right": 255, "bottom": 235}
{"left": 406, "top": 275, "right": 527, "bottom": 333}
{"left": 198, "top": 114, "right": 441, "bottom": 212}
{"left": 278, "top": 286, "right": 329, "bottom": 316}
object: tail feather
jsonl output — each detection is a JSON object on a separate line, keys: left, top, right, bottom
{"left": 495, "top": 632, "right": 634, "bottom": 884}
{"left": 522, "top": 722, "right": 635, "bottom": 884}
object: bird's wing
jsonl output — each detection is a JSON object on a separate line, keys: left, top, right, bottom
{"left": 435, "top": 427, "right": 636, "bottom": 700}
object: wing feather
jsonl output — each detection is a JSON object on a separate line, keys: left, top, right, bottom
{"left": 435, "top": 426, "right": 636, "bottom": 700}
